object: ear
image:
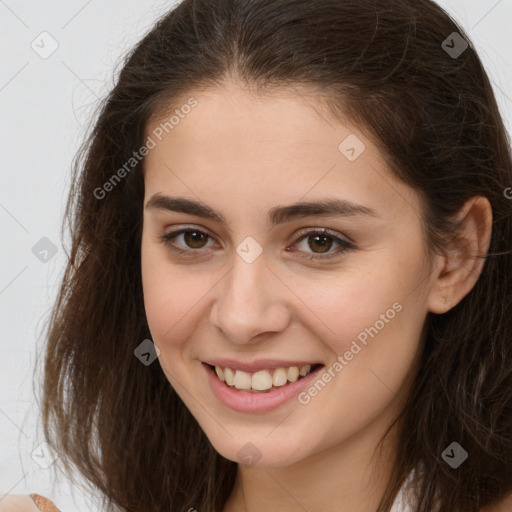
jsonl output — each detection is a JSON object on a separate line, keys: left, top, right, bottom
{"left": 428, "top": 196, "right": 493, "bottom": 314}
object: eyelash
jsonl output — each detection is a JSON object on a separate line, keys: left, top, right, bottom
{"left": 158, "top": 226, "right": 356, "bottom": 261}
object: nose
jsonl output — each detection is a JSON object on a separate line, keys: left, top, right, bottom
{"left": 209, "top": 252, "right": 291, "bottom": 345}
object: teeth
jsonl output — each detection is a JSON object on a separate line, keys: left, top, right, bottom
{"left": 214, "top": 364, "right": 315, "bottom": 391}
{"left": 233, "top": 370, "right": 252, "bottom": 390}
{"left": 299, "top": 364, "right": 311, "bottom": 377}
{"left": 252, "top": 370, "right": 273, "bottom": 391}
{"left": 224, "top": 367, "right": 235, "bottom": 386}
{"left": 287, "top": 366, "right": 299, "bottom": 382}
{"left": 272, "top": 368, "right": 288, "bottom": 387}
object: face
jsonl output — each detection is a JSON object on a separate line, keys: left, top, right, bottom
{"left": 140, "top": 82, "right": 439, "bottom": 468}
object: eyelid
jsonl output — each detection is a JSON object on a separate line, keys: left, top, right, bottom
{"left": 292, "top": 226, "right": 354, "bottom": 245}
{"left": 162, "top": 224, "right": 217, "bottom": 241}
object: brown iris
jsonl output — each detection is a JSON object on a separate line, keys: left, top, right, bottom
{"left": 307, "top": 234, "right": 333, "bottom": 253}
{"left": 184, "top": 230, "right": 208, "bottom": 248}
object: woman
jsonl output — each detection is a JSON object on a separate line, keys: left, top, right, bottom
{"left": 3, "top": 0, "right": 512, "bottom": 510}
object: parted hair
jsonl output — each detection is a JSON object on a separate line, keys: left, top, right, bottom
{"left": 38, "top": 0, "right": 512, "bottom": 510}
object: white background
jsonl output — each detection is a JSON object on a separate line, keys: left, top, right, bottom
{"left": 1, "top": 1, "right": 511, "bottom": 510}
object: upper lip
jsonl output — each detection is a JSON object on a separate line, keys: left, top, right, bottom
{"left": 202, "top": 358, "right": 323, "bottom": 373}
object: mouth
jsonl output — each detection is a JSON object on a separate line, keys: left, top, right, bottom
{"left": 205, "top": 363, "right": 324, "bottom": 394}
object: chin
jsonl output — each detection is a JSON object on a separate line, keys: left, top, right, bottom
{"left": 207, "top": 432, "right": 310, "bottom": 468}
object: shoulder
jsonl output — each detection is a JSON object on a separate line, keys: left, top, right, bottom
{"left": 0, "top": 494, "right": 60, "bottom": 512}
{"left": 0, "top": 495, "right": 40, "bottom": 511}
{"left": 481, "top": 492, "right": 512, "bottom": 512}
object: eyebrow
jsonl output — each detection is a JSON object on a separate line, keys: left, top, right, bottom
{"left": 145, "top": 194, "right": 381, "bottom": 224}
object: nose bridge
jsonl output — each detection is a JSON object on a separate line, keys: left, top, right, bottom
{"left": 210, "top": 250, "right": 290, "bottom": 344}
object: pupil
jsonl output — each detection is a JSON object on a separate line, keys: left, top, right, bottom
{"left": 309, "top": 234, "right": 331, "bottom": 253}
{"left": 185, "top": 231, "right": 206, "bottom": 248}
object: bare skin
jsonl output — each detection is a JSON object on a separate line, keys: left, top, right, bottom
{"left": 0, "top": 496, "right": 40, "bottom": 512}
{"left": 140, "top": 80, "right": 494, "bottom": 512}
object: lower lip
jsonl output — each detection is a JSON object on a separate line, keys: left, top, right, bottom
{"left": 202, "top": 362, "right": 325, "bottom": 413}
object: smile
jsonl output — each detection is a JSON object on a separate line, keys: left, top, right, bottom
{"left": 212, "top": 364, "right": 322, "bottom": 393}
{"left": 202, "top": 362, "right": 325, "bottom": 412}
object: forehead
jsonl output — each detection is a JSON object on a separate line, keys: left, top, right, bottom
{"left": 142, "top": 84, "right": 421, "bottom": 223}
{"left": 145, "top": 83, "right": 355, "bottom": 160}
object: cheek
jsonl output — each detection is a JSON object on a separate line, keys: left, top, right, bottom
{"left": 141, "top": 247, "right": 215, "bottom": 385}
{"left": 287, "top": 267, "right": 406, "bottom": 352}
{"left": 288, "top": 264, "right": 427, "bottom": 448}
{"left": 289, "top": 247, "right": 429, "bottom": 380}
{"left": 141, "top": 238, "right": 205, "bottom": 348}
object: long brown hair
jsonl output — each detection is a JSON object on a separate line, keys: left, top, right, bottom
{"left": 38, "top": 0, "right": 512, "bottom": 510}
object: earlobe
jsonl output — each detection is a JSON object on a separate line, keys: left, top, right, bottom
{"left": 427, "top": 196, "right": 493, "bottom": 314}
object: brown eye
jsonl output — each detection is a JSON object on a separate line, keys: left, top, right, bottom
{"left": 182, "top": 230, "right": 209, "bottom": 249}
{"left": 159, "top": 226, "right": 356, "bottom": 261}
{"left": 160, "top": 228, "right": 215, "bottom": 254}
{"left": 305, "top": 234, "right": 333, "bottom": 253}
{"left": 290, "top": 228, "right": 355, "bottom": 260}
